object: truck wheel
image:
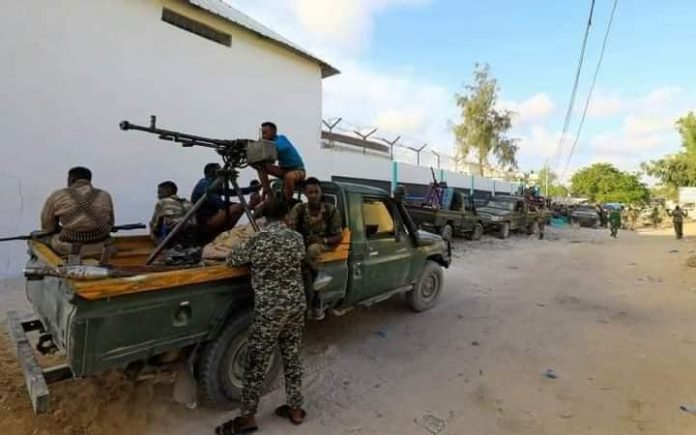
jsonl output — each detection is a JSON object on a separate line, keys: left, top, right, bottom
{"left": 439, "top": 224, "right": 453, "bottom": 242}
{"left": 407, "top": 261, "right": 443, "bottom": 312}
{"left": 471, "top": 223, "right": 484, "bottom": 241}
{"left": 498, "top": 222, "right": 510, "bottom": 239}
{"left": 198, "top": 310, "right": 282, "bottom": 409}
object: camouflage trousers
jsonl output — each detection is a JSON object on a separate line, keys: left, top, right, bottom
{"left": 241, "top": 307, "right": 305, "bottom": 416}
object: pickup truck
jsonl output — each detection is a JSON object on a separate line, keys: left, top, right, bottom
{"left": 405, "top": 204, "right": 483, "bottom": 242}
{"left": 7, "top": 182, "right": 450, "bottom": 413}
{"left": 476, "top": 195, "right": 540, "bottom": 239}
{"left": 570, "top": 205, "right": 601, "bottom": 228}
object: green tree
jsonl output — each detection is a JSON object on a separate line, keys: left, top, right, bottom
{"left": 453, "top": 64, "right": 518, "bottom": 176}
{"left": 571, "top": 163, "right": 649, "bottom": 204}
{"left": 642, "top": 112, "right": 696, "bottom": 187}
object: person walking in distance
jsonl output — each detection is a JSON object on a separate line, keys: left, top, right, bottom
{"left": 671, "top": 205, "right": 687, "bottom": 239}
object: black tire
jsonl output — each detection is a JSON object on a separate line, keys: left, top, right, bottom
{"left": 498, "top": 222, "right": 510, "bottom": 239}
{"left": 471, "top": 223, "right": 484, "bottom": 241}
{"left": 440, "top": 224, "right": 453, "bottom": 243}
{"left": 198, "top": 310, "right": 282, "bottom": 409}
{"left": 407, "top": 261, "right": 444, "bottom": 312}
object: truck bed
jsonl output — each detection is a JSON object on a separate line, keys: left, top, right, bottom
{"left": 30, "top": 231, "right": 351, "bottom": 301}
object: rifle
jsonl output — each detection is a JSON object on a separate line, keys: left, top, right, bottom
{"left": 0, "top": 223, "right": 146, "bottom": 243}
{"left": 119, "top": 116, "right": 276, "bottom": 265}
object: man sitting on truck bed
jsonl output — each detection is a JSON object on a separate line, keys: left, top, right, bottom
{"left": 220, "top": 197, "right": 307, "bottom": 434}
{"left": 191, "top": 163, "right": 261, "bottom": 240}
{"left": 289, "top": 177, "right": 343, "bottom": 318}
{"left": 254, "top": 121, "right": 306, "bottom": 204}
{"left": 40, "top": 166, "right": 114, "bottom": 259}
{"left": 149, "top": 181, "right": 194, "bottom": 245}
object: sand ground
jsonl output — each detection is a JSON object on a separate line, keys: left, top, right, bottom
{"left": 2, "top": 224, "right": 696, "bottom": 435}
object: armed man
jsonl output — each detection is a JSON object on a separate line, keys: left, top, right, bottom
{"left": 191, "top": 163, "right": 261, "bottom": 239}
{"left": 255, "top": 121, "right": 306, "bottom": 204}
{"left": 671, "top": 205, "right": 687, "bottom": 239}
{"left": 289, "top": 177, "right": 343, "bottom": 318}
{"left": 149, "top": 181, "right": 194, "bottom": 244}
{"left": 218, "top": 196, "right": 307, "bottom": 435}
{"left": 40, "top": 167, "right": 115, "bottom": 259}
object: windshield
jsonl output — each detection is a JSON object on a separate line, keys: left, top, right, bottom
{"left": 485, "top": 199, "right": 515, "bottom": 211}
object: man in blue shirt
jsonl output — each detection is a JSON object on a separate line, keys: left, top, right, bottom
{"left": 191, "top": 163, "right": 261, "bottom": 239}
{"left": 256, "top": 122, "right": 306, "bottom": 203}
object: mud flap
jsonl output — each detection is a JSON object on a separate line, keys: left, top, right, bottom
{"left": 6, "top": 311, "right": 50, "bottom": 413}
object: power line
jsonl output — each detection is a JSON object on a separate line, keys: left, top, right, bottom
{"left": 550, "top": 0, "right": 596, "bottom": 170}
{"left": 562, "top": 0, "right": 619, "bottom": 179}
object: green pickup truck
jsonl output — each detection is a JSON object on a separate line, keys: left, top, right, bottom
{"left": 7, "top": 182, "right": 450, "bottom": 413}
{"left": 405, "top": 205, "right": 484, "bottom": 242}
{"left": 477, "top": 195, "right": 540, "bottom": 239}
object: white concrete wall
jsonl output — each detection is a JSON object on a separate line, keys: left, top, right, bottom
{"left": 0, "top": 0, "right": 323, "bottom": 275}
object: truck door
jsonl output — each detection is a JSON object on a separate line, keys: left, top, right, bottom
{"left": 353, "top": 196, "right": 412, "bottom": 303}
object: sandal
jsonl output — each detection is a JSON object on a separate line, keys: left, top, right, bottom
{"left": 215, "top": 416, "right": 258, "bottom": 435}
{"left": 275, "top": 405, "right": 306, "bottom": 425}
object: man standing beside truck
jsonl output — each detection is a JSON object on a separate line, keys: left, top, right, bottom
{"left": 40, "top": 166, "right": 114, "bottom": 259}
{"left": 219, "top": 197, "right": 307, "bottom": 434}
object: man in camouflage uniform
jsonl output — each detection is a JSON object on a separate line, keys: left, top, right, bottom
{"left": 218, "top": 197, "right": 307, "bottom": 434}
{"left": 536, "top": 206, "right": 546, "bottom": 240}
{"left": 149, "top": 181, "right": 194, "bottom": 244}
{"left": 288, "top": 177, "right": 343, "bottom": 262}
{"left": 289, "top": 177, "right": 343, "bottom": 319}
{"left": 671, "top": 205, "right": 687, "bottom": 239}
{"left": 40, "top": 167, "right": 114, "bottom": 259}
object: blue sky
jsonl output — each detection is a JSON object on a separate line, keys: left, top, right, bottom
{"left": 232, "top": 0, "right": 695, "bottom": 177}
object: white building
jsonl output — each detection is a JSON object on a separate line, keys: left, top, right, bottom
{"left": 0, "top": 0, "right": 519, "bottom": 275}
{"left": 0, "top": 0, "right": 340, "bottom": 274}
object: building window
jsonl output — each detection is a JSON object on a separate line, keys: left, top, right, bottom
{"left": 162, "top": 8, "right": 231, "bottom": 47}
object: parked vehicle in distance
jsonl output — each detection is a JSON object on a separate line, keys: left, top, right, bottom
{"left": 405, "top": 192, "right": 484, "bottom": 242}
{"left": 477, "top": 196, "right": 539, "bottom": 239}
{"left": 570, "top": 205, "right": 601, "bottom": 228}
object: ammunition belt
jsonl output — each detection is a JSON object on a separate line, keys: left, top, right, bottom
{"left": 59, "top": 228, "right": 110, "bottom": 243}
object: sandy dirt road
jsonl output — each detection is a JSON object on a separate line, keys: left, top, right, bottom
{"left": 3, "top": 224, "right": 696, "bottom": 434}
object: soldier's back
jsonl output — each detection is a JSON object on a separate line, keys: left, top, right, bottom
{"left": 247, "top": 222, "right": 306, "bottom": 311}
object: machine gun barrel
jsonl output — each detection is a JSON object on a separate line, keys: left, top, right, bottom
{"left": 119, "top": 116, "right": 244, "bottom": 151}
{"left": 0, "top": 223, "right": 146, "bottom": 243}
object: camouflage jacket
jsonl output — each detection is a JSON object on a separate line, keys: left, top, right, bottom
{"left": 288, "top": 202, "right": 342, "bottom": 244}
{"left": 149, "top": 195, "right": 193, "bottom": 240}
{"left": 227, "top": 221, "right": 306, "bottom": 311}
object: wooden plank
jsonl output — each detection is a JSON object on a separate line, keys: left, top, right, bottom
{"left": 30, "top": 241, "right": 63, "bottom": 267}
{"left": 70, "top": 230, "right": 352, "bottom": 300}
{"left": 73, "top": 264, "right": 250, "bottom": 300}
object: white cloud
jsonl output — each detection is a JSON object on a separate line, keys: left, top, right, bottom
{"left": 501, "top": 93, "right": 555, "bottom": 125}
{"left": 293, "top": 0, "right": 430, "bottom": 51}
{"left": 229, "top": 0, "right": 430, "bottom": 53}
{"left": 586, "top": 92, "right": 624, "bottom": 117}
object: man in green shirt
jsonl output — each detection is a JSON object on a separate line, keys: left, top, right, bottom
{"left": 609, "top": 208, "right": 622, "bottom": 238}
